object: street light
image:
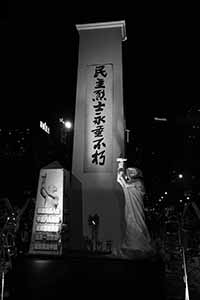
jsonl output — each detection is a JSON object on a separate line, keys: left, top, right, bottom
{"left": 59, "top": 118, "right": 73, "bottom": 143}
{"left": 59, "top": 118, "right": 72, "bottom": 129}
{"left": 64, "top": 121, "right": 72, "bottom": 130}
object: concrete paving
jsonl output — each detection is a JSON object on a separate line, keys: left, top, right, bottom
{"left": 6, "top": 252, "right": 166, "bottom": 300}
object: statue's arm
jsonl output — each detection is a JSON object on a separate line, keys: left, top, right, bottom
{"left": 117, "top": 167, "right": 128, "bottom": 188}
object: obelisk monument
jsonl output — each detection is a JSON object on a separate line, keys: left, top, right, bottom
{"left": 71, "top": 21, "right": 127, "bottom": 250}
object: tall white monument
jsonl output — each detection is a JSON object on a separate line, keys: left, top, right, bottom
{"left": 71, "top": 21, "right": 127, "bottom": 250}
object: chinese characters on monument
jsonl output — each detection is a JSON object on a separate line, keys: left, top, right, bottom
{"left": 85, "top": 64, "right": 113, "bottom": 172}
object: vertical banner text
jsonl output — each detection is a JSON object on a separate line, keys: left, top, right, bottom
{"left": 84, "top": 64, "right": 113, "bottom": 172}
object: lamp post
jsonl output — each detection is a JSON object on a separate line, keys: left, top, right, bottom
{"left": 59, "top": 118, "right": 73, "bottom": 169}
{"left": 59, "top": 118, "right": 73, "bottom": 144}
{"left": 88, "top": 214, "right": 100, "bottom": 252}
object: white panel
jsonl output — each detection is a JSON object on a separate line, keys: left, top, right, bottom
{"left": 29, "top": 168, "right": 63, "bottom": 255}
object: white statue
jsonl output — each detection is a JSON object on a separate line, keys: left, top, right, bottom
{"left": 114, "top": 158, "right": 154, "bottom": 259}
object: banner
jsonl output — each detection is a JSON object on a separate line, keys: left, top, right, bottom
{"left": 84, "top": 63, "right": 113, "bottom": 172}
{"left": 29, "top": 168, "right": 63, "bottom": 255}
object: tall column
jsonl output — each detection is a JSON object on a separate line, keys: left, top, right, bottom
{"left": 71, "top": 21, "right": 127, "bottom": 250}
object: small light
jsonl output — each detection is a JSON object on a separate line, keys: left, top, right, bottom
{"left": 164, "top": 192, "right": 168, "bottom": 195}
{"left": 180, "top": 199, "right": 183, "bottom": 203}
{"left": 178, "top": 174, "right": 183, "bottom": 179}
{"left": 64, "top": 121, "right": 72, "bottom": 129}
{"left": 154, "top": 117, "right": 168, "bottom": 122}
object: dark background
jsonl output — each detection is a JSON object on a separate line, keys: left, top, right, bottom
{"left": 0, "top": 0, "right": 8, "bottom": 24}
{"left": 1, "top": 4, "right": 198, "bottom": 124}
{"left": 1, "top": 3, "right": 199, "bottom": 204}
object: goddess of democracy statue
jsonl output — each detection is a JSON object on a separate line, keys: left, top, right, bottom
{"left": 114, "top": 158, "right": 155, "bottom": 259}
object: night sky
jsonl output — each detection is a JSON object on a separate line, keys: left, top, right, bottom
{"left": 2, "top": 6, "right": 198, "bottom": 122}
{"left": 0, "top": 1, "right": 8, "bottom": 24}
{"left": 2, "top": 7, "right": 198, "bottom": 124}
{"left": 1, "top": 5, "right": 199, "bottom": 198}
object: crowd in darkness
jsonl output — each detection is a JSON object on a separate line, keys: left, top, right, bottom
{"left": 0, "top": 195, "right": 36, "bottom": 257}
{"left": 0, "top": 184, "right": 200, "bottom": 298}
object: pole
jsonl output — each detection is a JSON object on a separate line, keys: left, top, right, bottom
{"left": 124, "top": 129, "right": 130, "bottom": 159}
{"left": 1, "top": 271, "right": 4, "bottom": 300}
{"left": 179, "top": 213, "right": 190, "bottom": 300}
{"left": 182, "top": 246, "right": 190, "bottom": 300}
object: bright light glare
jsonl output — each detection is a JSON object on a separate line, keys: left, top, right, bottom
{"left": 64, "top": 121, "right": 72, "bottom": 129}
{"left": 178, "top": 174, "right": 183, "bottom": 179}
{"left": 154, "top": 117, "right": 168, "bottom": 121}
